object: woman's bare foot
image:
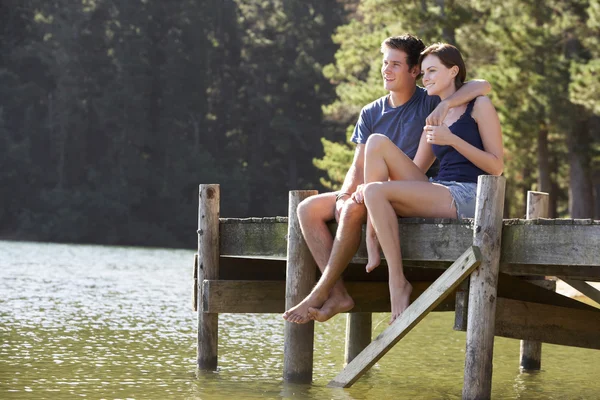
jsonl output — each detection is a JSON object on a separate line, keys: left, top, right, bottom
{"left": 389, "top": 280, "right": 413, "bottom": 324}
{"left": 365, "top": 217, "right": 381, "bottom": 273}
{"left": 282, "top": 289, "right": 329, "bottom": 324}
{"left": 307, "top": 291, "right": 354, "bottom": 322}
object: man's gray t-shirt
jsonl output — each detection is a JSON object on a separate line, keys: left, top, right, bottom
{"left": 351, "top": 87, "right": 441, "bottom": 159}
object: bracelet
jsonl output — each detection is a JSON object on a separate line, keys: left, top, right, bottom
{"left": 336, "top": 192, "right": 351, "bottom": 202}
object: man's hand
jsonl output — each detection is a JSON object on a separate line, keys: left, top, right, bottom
{"left": 424, "top": 124, "right": 456, "bottom": 146}
{"left": 426, "top": 100, "right": 449, "bottom": 126}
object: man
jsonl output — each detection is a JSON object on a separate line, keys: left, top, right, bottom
{"left": 282, "top": 34, "right": 490, "bottom": 324}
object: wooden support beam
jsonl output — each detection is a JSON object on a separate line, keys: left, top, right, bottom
{"left": 327, "top": 246, "right": 481, "bottom": 388}
{"left": 345, "top": 314, "right": 372, "bottom": 365}
{"left": 455, "top": 273, "right": 597, "bottom": 332}
{"left": 560, "top": 278, "right": 600, "bottom": 305}
{"left": 197, "top": 184, "right": 220, "bottom": 370}
{"left": 463, "top": 175, "right": 505, "bottom": 400}
{"left": 218, "top": 256, "right": 447, "bottom": 282}
{"left": 193, "top": 253, "right": 198, "bottom": 312}
{"left": 520, "top": 190, "right": 549, "bottom": 372}
{"left": 202, "top": 280, "right": 456, "bottom": 314}
{"left": 495, "top": 298, "right": 600, "bottom": 349}
{"left": 283, "top": 190, "right": 318, "bottom": 384}
{"left": 500, "top": 264, "right": 600, "bottom": 281}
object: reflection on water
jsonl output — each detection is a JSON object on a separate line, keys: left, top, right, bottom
{"left": 1, "top": 241, "right": 598, "bottom": 399}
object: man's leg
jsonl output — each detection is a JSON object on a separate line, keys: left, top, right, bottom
{"left": 294, "top": 193, "right": 354, "bottom": 322}
{"left": 283, "top": 199, "right": 366, "bottom": 324}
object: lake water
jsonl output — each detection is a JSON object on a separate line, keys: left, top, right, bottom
{"left": 1, "top": 241, "right": 599, "bottom": 399}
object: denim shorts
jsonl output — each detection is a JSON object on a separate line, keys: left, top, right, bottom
{"left": 429, "top": 177, "right": 477, "bottom": 219}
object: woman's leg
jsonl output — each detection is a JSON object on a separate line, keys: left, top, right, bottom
{"left": 362, "top": 134, "right": 428, "bottom": 272}
{"left": 365, "top": 215, "right": 381, "bottom": 273}
{"left": 364, "top": 180, "right": 457, "bottom": 323}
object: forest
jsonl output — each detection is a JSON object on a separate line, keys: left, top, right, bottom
{"left": 1, "top": 0, "right": 598, "bottom": 248}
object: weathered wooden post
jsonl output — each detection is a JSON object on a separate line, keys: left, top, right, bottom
{"left": 345, "top": 313, "right": 372, "bottom": 365}
{"left": 463, "top": 175, "right": 505, "bottom": 400}
{"left": 197, "top": 184, "right": 220, "bottom": 370}
{"left": 283, "top": 190, "right": 318, "bottom": 383}
{"left": 519, "top": 190, "right": 550, "bottom": 371}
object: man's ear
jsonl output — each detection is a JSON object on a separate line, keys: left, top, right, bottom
{"left": 410, "top": 65, "right": 421, "bottom": 78}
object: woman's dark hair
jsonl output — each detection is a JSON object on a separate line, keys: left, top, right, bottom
{"left": 419, "top": 43, "right": 467, "bottom": 89}
{"left": 381, "top": 34, "right": 426, "bottom": 72}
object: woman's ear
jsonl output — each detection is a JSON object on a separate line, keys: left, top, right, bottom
{"left": 450, "top": 65, "right": 459, "bottom": 77}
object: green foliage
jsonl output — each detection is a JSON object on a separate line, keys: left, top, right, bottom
{"left": 317, "top": 0, "right": 599, "bottom": 218}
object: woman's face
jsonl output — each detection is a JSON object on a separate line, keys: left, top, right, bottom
{"left": 421, "top": 54, "right": 458, "bottom": 97}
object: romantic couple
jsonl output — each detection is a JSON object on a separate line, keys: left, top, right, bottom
{"left": 282, "top": 34, "right": 504, "bottom": 325}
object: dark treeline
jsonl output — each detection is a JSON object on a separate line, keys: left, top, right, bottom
{"left": 2, "top": 0, "right": 599, "bottom": 249}
{"left": 1, "top": 0, "right": 354, "bottom": 247}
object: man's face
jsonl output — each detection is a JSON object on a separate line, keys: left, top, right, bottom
{"left": 381, "top": 48, "right": 419, "bottom": 93}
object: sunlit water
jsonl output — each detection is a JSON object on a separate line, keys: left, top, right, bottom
{"left": 1, "top": 241, "right": 598, "bottom": 399}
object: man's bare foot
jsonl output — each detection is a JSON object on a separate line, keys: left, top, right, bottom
{"left": 282, "top": 290, "right": 328, "bottom": 324}
{"left": 307, "top": 292, "right": 354, "bottom": 322}
{"left": 365, "top": 234, "right": 381, "bottom": 273}
{"left": 389, "top": 280, "right": 413, "bottom": 324}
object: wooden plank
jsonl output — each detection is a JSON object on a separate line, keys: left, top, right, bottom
{"left": 220, "top": 220, "right": 288, "bottom": 258}
{"left": 197, "top": 184, "right": 220, "bottom": 370}
{"left": 219, "top": 219, "right": 600, "bottom": 269}
{"left": 203, "top": 280, "right": 456, "bottom": 313}
{"left": 501, "top": 264, "right": 600, "bottom": 280}
{"left": 327, "top": 246, "right": 481, "bottom": 388}
{"left": 500, "top": 224, "right": 600, "bottom": 267}
{"left": 497, "top": 274, "right": 595, "bottom": 311}
{"left": 560, "top": 278, "right": 600, "bottom": 305}
{"left": 455, "top": 273, "right": 596, "bottom": 332}
{"left": 495, "top": 298, "right": 600, "bottom": 349}
{"left": 219, "top": 256, "right": 448, "bottom": 282}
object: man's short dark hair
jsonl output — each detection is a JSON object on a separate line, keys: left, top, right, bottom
{"left": 381, "top": 34, "right": 426, "bottom": 72}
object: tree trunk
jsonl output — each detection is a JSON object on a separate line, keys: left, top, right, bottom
{"left": 567, "top": 111, "right": 594, "bottom": 218}
{"left": 537, "top": 127, "right": 552, "bottom": 194}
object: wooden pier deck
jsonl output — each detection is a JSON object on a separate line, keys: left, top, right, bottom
{"left": 194, "top": 179, "right": 600, "bottom": 399}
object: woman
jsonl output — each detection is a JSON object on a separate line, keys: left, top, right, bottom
{"left": 352, "top": 43, "right": 504, "bottom": 324}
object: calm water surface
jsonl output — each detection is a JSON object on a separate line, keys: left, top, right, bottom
{"left": 1, "top": 241, "right": 599, "bottom": 399}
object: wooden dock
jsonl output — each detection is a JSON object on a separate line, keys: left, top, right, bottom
{"left": 194, "top": 177, "right": 600, "bottom": 399}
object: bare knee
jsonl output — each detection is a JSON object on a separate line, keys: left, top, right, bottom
{"left": 365, "top": 133, "right": 392, "bottom": 155}
{"left": 339, "top": 200, "right": 366, "bottom": 225}
{"left": 297, "top": 195, "right": 332, "bottom": 227}
{"left": 364, "top": 182, "right": 386, "bottom": 207}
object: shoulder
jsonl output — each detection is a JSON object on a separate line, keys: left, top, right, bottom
{"left": 473, "top": 96, "right": 494, "bottom": 111}
{"left": 472, "top": 96, "right": 499, "bottom": 123}
{"left": 472, "top": 96, "right": 495, "bottom": 115}
{"left": 362, "top": 95, "right": 387, "bottom": 111}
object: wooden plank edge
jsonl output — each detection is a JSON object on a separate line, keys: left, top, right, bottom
{"left": 202, "top": 280, "right": 456, "bottom": 314}
{"left": 494, "top": 298, "right": 600, "bottom": 350}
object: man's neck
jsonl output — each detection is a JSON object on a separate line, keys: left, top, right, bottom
{"left": 388, "top": 86, "right": 417, "bottom": 108}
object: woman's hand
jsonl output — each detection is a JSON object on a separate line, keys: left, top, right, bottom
{"left": 424, "top": 124, "right": 456, "bottom": 146}
{"left": 351, "top": 184, "right": 365, "bottom": 204}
